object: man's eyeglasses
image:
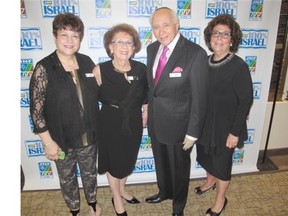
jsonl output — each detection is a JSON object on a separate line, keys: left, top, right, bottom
{"left": 211, "top": 31, "right": 231, "bottom": 39}
{"left": 112, "top": 40, "right": 134, "bottom": 47}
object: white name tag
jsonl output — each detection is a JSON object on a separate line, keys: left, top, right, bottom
{"left": 127, "top": 76, "right": 134, "bottom": 81}
{"left": 169, "top": 72, "right": 182, "bottom": 78}
{"left": 85, "top": 73, "right": 94, "bottom": 77}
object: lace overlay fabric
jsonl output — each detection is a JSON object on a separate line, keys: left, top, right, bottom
{"left": 29, "top": 64, "right": 48, "bottom": 132}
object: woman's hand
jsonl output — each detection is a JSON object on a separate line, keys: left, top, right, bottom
{"left": 39, "top": 131, "right": 60, "bottom": 161}
{"left": 44, "top": 140, "right": 60, "bottom": 161}
{"left": 226, "top": 133, "right": 239, "bottom": 149}
{"left": 142, "top": 104, "right": 148, "bottom": 127}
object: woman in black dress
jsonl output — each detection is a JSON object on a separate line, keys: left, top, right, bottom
{"left": 93, "top": 24, "right": 148, "bottom": 216}
{"left": 195, "top": 14, "right": 253, "bottom": 216}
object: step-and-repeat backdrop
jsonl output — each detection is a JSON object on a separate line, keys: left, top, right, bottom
{"left": 21, "top": 0, "right": 281, "bottom": 190}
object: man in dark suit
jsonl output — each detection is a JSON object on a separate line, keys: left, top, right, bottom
{"left": 145, "top": 7, "right": 209, "bottom": 216}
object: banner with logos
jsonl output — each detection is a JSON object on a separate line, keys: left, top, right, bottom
{"left": 21, "top": 0, "right": 281, "bottom": 190}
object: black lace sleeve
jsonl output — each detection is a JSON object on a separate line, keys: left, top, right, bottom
{"left": 29, "top": 64, "right": 48, "bottom": 133}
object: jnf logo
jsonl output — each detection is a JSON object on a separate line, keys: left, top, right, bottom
{"left": 233, "top": 149, "right": 244, "bottom": 165}
{"left": 249, "top": 0, "right": 263, "bottom": 21}
{"left": 140, "top": 135, "right": 151, "bottom": 151}
{"left": 95, "top": 0, "right": 111, "bottom": 18}
{"left": 21, "top": 28, "right": 42, "bottom": 50}
{"left": 245, "top": 56, "right": 257, "bottom": 75}
{"left": 177, "top": 0, "right": 191, "bottom": 19}
{"left": 21, "top": 58, "right": 34, "bottom": 80}
{"left": 38, "top": 162, "right": 53, "bottom": 178}
{"left": 138, "top": 27, "right": 152, "bottom": 47}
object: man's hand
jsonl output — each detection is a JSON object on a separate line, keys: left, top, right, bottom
{"left": 182, "top": 137, "right": 195, "bottom": 151}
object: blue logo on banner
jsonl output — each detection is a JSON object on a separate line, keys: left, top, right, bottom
{"left": 41, "top": 0, "right": 79, "bottom": 18}
{"left": 138, "top": 27, "right": 152, "bottom": 47}
{"left": 88, "top": 27, "right": 108, "bottom": 48}
{"left": 233, "top": 149, "right": 244, "bottom": 165}
{"left": 245, "top": 56, "right": 257, "bottom": 75}
{"left": 96, "top": 0, "right": 111, "bottom": 18}
{"left": 240, "top": 29, "right": 268, "bottom": 49}
{"left": 253, "top": 82, "right": 261, "bottom": 99}
{"left": 133, "top": 157, "right": 155, "bottom": 173}
{"left": 140, "top": 135, "right": 151, "bottom": 151}
{"left": 177, "top": 0, "right": 191, "bottom": 19}
{"left": 195, "top": 161, "right": 202, "bottom": 169}
{"left": 249, "top": 0, "right": 263, "bottom": 21}
{"left": 133, "top": 57, "right": 147, "bottom": 65}
{"left": 25, "top": 140, "right": 45, "bottom": 157}
{"left": 98, "top": 57, "right": 111, "bottom": 63}
{"left": 179, "top": 27, "right": 200, "bottom": 44}
{"left": 128, "top": 0, "right": 161, "bottom": 17}
{"left": 28, "top": 114, "right": 34, "bottom": 132}
{"left": 21, "top": 88, "right": 30, "bottom": 108}
{"left": 21, "top": 28, "right": 42, "bottom": 50}
{"left": 244, "top": 129, "right": 255, "bottom": 144}
{"left": 38, "top": 162, "right": 53, "bottom": 178}
{"left": 206, "top": 0, "right": 238, "bottom": 19}
{"left": 21, "top": 58, "right": 34, "bottom": 80}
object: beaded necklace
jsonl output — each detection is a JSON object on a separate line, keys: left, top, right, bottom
{"left": 208, "top": 53, "right": 235, "bottom": 68}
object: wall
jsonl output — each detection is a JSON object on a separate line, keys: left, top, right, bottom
{"left": 260, "top": 101, "right": 288, "bottom": 150}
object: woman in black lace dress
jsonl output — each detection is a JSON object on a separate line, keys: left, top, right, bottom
{"left": 195, "top": 14, "right": 253, "bottom": 216}
{"left": 29, "top": 13, "right": 101, "bottom": 216}
{"left": 93, "top": 24, "right": 148, "bottom": 216}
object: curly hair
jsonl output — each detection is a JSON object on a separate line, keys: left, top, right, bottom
{"left": 52, "top": 13, "right": 84, "bottom": 41}
{"left": 204, "top": 14, "right": 242, "bottom": 53}
{"left": 103, "top": 23, "right": 141, "bottom": 58}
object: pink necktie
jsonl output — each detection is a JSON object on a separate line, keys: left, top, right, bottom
{"left": 154, "top": 46, "right": 169, "bottom": 85}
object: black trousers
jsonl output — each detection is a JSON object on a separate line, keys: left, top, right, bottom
{"left": 55, "top": 144, "right": 98, "bottom": 210}
{"left": 150, "top": 131, "right": 192, "bottom": 213}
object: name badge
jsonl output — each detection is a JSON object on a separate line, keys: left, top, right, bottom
{"left": 85, "top": 73, "right": 94, "bottom": 77}
{"left": 169, "top": 73, "right": 182, "bottom": 78}
{"left": 127, "top": 76, "right": 134, "bottom": 81}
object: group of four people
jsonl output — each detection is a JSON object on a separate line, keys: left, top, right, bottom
{"left": 29, "top": 7, "right": 253, "bottom": 216}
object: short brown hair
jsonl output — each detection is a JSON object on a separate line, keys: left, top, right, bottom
{"left": 103, "top": 23, "right": 141, "bottom": 58}
{"left": 52, "top": 13, "right": 84, "bottom": 41}
{"left": 204, "top": 14, "right": 242, "bottom": 53}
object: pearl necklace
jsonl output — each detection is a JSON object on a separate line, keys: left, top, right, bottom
{"left": 208, "top": 53, "right": 234, "bottom": 68}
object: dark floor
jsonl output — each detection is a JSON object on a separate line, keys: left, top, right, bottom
{"left": 21, "top": 154, "right": 288, "bottom": 216}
